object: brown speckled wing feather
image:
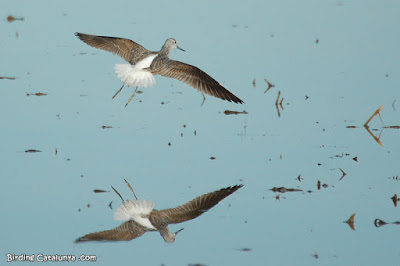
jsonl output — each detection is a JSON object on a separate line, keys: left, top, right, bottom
{"left": 158, "top": 61, "right": 244, "bottom": 104}
{"left": 75, "top": 33, "right": 148, "bottom": 64}
{"left": 75, "top": 220, "right": 147, "bottom": 242}
{"left": 154, "top": 185, "right": 243, "bottom": 224}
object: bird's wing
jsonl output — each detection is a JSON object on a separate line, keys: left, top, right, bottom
{"left": 157, "top": 60, "right": 244, "bottom": 104}
{"left": 75, "top": 33, "right": 148, "bottom": 63}
{"left": 153, "top": 185, "right": 243, "bottom": 224}
{"left": 75, "top": 220, "right": 147, "bottom": 242}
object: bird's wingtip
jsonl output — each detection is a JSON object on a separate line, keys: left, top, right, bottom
{"left": 74, "top": 237, "right": 85, "bottom": 243}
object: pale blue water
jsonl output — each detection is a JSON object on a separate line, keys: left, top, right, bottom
{"left": 1, "top": 0, "right": 399, "bottom": 265}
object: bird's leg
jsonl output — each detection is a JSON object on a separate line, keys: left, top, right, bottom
{"left": 112, "top": 83, "right": 125, "bottom": 99}
{"left": 200, "top": 93, "right": 206, "bottom": 106}
{"left": 124, "top": 179, "right": 138, "bottom": 200}
{"left": 111, "top": 186, "right": 125, "bottom": 202}
{"left": 125, "top": 87, "right": 138, "bottom": 107}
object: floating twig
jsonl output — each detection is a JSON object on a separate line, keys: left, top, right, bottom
{"left": 275, "top": 91, "right": 282, "bottom": 117}
{"left": 275, "top": 91, "right": 281, "bottom": 106}
{"left": 364, "top": 126, "right": 383, "bottom": 147}
{"left": 339, "top": 168, "right": 347, "bottom": 181}
{"left": 264, "top": 78, "right": 275, "bottom": 93}
{"left": 0, "top": 76, "right": 16, "bottom": 80}
{"left": 364, "top": 105, "right": 383, "bottom": 127}
{"left": 344, "top": 213, "right": 356, "bottom": 231}
{"left": 252, "top": 79, "right": 256, "bottom": 87}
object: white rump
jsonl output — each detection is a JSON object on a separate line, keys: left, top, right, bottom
{"left": 114, "top": 54, "right": 158, "bottom": 88}
{"left": 114, "top": 199, "right": 156, "bottom": 230}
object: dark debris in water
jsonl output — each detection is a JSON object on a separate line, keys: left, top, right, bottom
{"left": 236, "top": 248, "right": 252, "bottom": 252}
{"left": 101, "top": 125, "right": 113, "bottom": 129}
{"left": 330, "top": 153, "right": 350, "bottom": 159}
{"left": 7, "top": 15, "right": 24, "bottom": 23}
{"left": 224, "top": 110, "right": 248, "bottom": 115}
{"left": 271, "top": 187, "right": 302, "bottom": 193}
{"left": 27, "top": 92, "right": 47, "bottom": 96}
{"left": 0, "top": 76, "right": 16, "bottom": 80}
{"left": 391, "top": 194, "right": 398, "bottom": 207}
{"left": 25, "top": 149, "right": 41, "bottom": 153}
{"left": 209, "top": 156, "right": 216, "bottom": 160}
{"left": 94, "top": 189, "right": 108, "bottom": 193}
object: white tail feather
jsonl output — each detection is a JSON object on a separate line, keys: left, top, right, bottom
{"left": 114, "top": 54, "right": 158, "bottom": 88}
{"left": 114, "top": 200, "right": 156, "bottom": 230}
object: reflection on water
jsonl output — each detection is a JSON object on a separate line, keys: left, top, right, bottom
{"left": 346, "top": 105, "right": 400, "bottom": 147}
{"left": 224, "top": 110, "right": 248, "bottom": 115}
{"left": 76, "top": 181, "right": 242, "bottom": 243}
{"left": 374, "top": 219, "right": 400, "bottom": 228}
{"left": 7, "top": 15, "right": 24, "bottom": 23}
{"left": 344, "top": 213, "right": 356, "bottom": 231}
{"left": 270, "top": 187, "right": 302, "bottom": 193}
{"left": 2, "top": 1, "right": 400, "bottom": 265}
{"left": 391, "top": 194, "right": 399, "bottom": 207}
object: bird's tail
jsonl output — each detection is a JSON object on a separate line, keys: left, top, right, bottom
{"left": 115, "top": 64, "right": 156, "bottom": 87}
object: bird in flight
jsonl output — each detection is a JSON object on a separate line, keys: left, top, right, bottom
{"left": 75, "top": 33, "right": 244, "bottom": 106}
{"left": 75, "top": 180, "right": 242, "bottom": 243}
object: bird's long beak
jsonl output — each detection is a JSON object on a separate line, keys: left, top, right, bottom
{"left": 177, "top": 46, "right": 185, "bottom": 52}
{"left": 175, "top": 228, "right": 184, "bottom": 235}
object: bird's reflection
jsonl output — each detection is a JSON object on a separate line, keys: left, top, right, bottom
{"left": 75, "top": 181, "right": 242, "bottom": 243}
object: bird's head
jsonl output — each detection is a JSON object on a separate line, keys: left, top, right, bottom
{"left": 164, "top": 38, "right": 185, "bottom": 52}
{"left": 163, "top": 228, "right": 184, "bottom": 243}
